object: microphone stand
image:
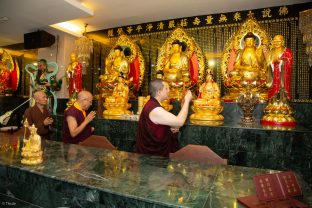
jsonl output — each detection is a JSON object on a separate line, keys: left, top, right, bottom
{"left": 0, "top": 98, "right": 31, "bottom": 125}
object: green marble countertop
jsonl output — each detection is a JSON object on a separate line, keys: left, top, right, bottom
{"left": 0, "top": 137, "right": 311, "bottom": 207}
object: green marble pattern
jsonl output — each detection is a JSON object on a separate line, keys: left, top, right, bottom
{"left": 1, "top": 138, "right": 311, "bottom": 207}
{"left": 52, "top": 109, "right": 312, "bottom": 190}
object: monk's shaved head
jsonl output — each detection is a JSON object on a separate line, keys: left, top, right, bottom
{"left": 33, "top": 91, "right": 46, "bottom": 101}
{"left": 77, "top": 91, "right": 92, "bottom": 101}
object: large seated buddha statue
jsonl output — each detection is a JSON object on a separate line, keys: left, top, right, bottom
{"left": 97, "top": 35, "right": 145, "bottom": 100}
{"left": 99, "top": 45, "right": 129, "bottom": 94}
{"left": 221, "top": 16, "right": 270, "bottom": 102}
{"left": 190, "top": 71, "right": 224, "bottom": 126}
{"left": 103, "top": 75, "right": 131, "bottom": 119}
{"left": 164, "top": 40, "right": 190, "bottom": 88}
{"left": 156, "top": 28, "right": 205, "bottom": 100}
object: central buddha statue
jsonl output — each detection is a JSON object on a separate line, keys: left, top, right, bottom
{"left": 156, "top": 27, "right": 205, "bottom": 100}
{"left": 164, "top": 40, "right": 190, "bottom": 87}
{"left": 221, "top": 16, "right": 270, "bottom": 102}
{"left": 163, "top": 40, "right": 191, "bottom": 100}
{"left": 229, "top": 32, "right": 266, "bottom": 87}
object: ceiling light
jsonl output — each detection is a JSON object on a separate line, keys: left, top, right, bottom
{"left": 50, "top": 22, "right": 83, "bottom": 37}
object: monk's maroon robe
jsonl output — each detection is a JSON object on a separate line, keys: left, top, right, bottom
{"left": 62, "top": 105, "right": 93, "bottom": 144}
{"left": 136, "top": 97, "right": 179, "bottom": 157}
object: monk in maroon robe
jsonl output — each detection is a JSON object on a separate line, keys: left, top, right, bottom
{"left": 136, "top": 79, "right": 193, "bottom": 157}
{"left": 24, "top": 91, "right": 53, "bottom": 140}
{"left": 62, "top": 91, "right": 96, "bottom": 144}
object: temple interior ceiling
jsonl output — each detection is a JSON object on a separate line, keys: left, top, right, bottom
{"left": 0, "top": 0, "right": 310, "bottom": 47}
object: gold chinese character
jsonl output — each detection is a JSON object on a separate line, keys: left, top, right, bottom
{"left": 262, "top": 8, "right": 272, "bottom": 18}
{"left": 107, "top": 29, "right": 114, "bottom": 37}
{"left": 146, "top": 23, "right": 153, "bottom": 32}
{"left": 136, "top": 25, "right": 143, "bottom": 32}
{"left": 205, "top": 15, "right": 213, "bottom": 24}
{"left": 168, "top": 20, "right": 175, "bottom": 29}
{"left": 193, "top": 17, "right": 201, "bottom": 26}
{"left": 157, "top": 22, "right": 164, "bottom": 30}
{"left": 117, "top": 28, "right": 124, "bottom": 35}
{"left": 126, "top": 26, "right": 133, "bottom": 34}
{"left": 219, "top": 14, "right": 227, "bottom": 23}
{"left": 279, "top": 6, "right": 288, "bottom": 16}
{"left": 180, "top": 18, "right": 188, "bottom": 27}
{"left": 233, "top": 12, "right": 242, "bottom": 21}
{"left": 247, "top": 11, "right": 255, "bottom": 18}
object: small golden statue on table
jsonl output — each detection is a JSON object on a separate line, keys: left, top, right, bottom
{"left": 190, "top": 71, "right": 224, "bottom": 126}
{"left": 21, "top": 120, "right": 43, "bottom": 165}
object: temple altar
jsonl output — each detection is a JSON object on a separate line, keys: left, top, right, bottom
{"left": 48, "top": 99, "right": 312, "bottom": 191}
{"left": 1, "top": 96, "right": 312, "bottom": 190}
{"left": 0, "top": 136, "right": 311, "bottom": 207}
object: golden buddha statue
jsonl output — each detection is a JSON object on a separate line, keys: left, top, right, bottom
{"left": 163, "top": 40, "right": 191, "bottom": 100}
{"left": 230, "top": 32, "right": 266, "bottom": 86}
{"left": 221, "top": 16, "right": 270, "bottom": 102}
{"left": 98, "top": 46, "right": 130, "bottom": 98}
{"left": 103, "top": 76, "right": 131, "bottom": 119}
{"left": 190, "top": 71, "right": 224, "bottom": 126}
{"left": 156, "top": 28, "right": 205, "bottom": 101}
{"left": 21, "top": 123, "right": 43, "bottom": 165}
